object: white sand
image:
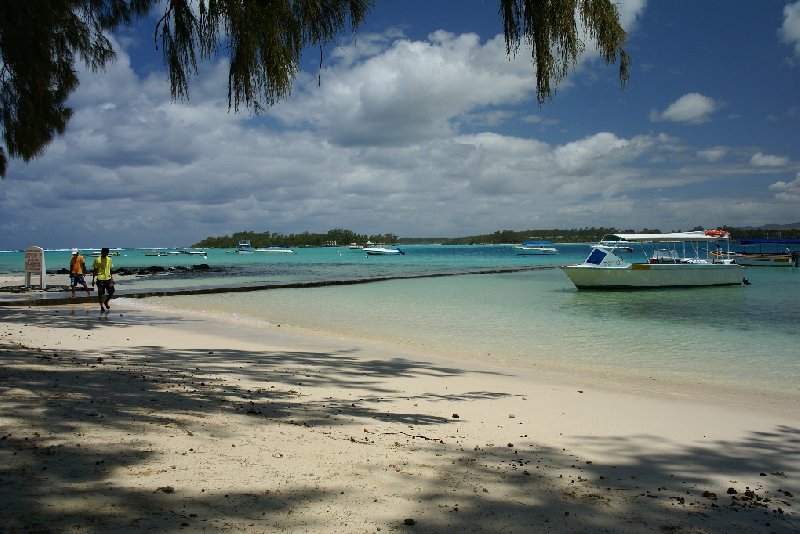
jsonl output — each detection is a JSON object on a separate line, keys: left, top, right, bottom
{"left": 0, "top": 273, "right": 69, "bottom": 288}
{"left": 1, "top": 300, "right": 797, "bottom": 533}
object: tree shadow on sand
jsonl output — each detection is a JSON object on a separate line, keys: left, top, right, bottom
{"left": 0, "top": 322, "right": 512, "bottom": 532}
{"left": 1, "top": 312, "right": 798, "bottom": 532}
{"left": 388, "top": 425, "right": 799, "bottom": 533}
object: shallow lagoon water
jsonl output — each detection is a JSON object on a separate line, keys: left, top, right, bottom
{"left": 139, "top": 257, "right": 798, "bottom": 397}
{"left": 3, "top": 245, "right": 798, "bottom": 396}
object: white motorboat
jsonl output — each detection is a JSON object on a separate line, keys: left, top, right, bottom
{"left": 513, "top": 241, "right": 558, "bottom": 255}
{"left": 182, "top": 249, "right": 208, "bottom": 256}
{"left": 254, "top": 247, "right": 296, "bottom": 254}
{"left": 88, "top": 250, "right": 121, "bottom": 257}
{"left": 235, "top": 240, "right": 254, "bottom": 254}
{"left": 363, "top": 246, "right": 404, "bottom": 255}
{"left": 561, "top": 231, "right": 747, "bottom": 289}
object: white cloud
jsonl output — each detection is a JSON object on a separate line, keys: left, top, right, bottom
{"left": 780, "top": 1, "right": 800, "bottom": 56}
{"left": 270, "top": 31, "right": 534, "bottom": 147}
{"left": 522, "top": 114, "right": 559, "bottom": 126}
{"left": 769, "top": 173, "right": 800, "bottom": 201}
{"left": 750, "top": 152, "right": 789, "bottom": 167}
{"left": 697, "top": 147, "right": 727, "bottom": 162}
{"left": 554, "top": 133, "right": 635, "bottom": 174}
{"left": 615, "top": 0, "right": 648, "bottom": 31}
{"left": 650, "top": 93, "right": 718, "bottom": 124}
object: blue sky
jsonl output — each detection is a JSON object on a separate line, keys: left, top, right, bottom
{"left": 1, "top": 0, "right": 799, "bottom": 249}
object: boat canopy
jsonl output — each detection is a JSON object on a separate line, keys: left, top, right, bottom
{"left": 602, "top": 231, "right": 729, "bottom": 243}
{"left": 520, "top": 240, "right": 554, "bottom": 246}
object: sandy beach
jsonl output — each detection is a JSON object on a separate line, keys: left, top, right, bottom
{"left": 1, "top": 296, "right": 798, "bottom": 533}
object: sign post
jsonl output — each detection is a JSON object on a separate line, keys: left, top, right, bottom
{"left": 24, "top": 246, "right": 46, "bottom": 289}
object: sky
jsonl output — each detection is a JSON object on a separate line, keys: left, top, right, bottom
{"left": 1, "top": 0, "right": 799, "bottom": 249}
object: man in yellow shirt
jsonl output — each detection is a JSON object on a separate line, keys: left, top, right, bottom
{"left": 91, "top": 248, "right": 115, "bottom": 312}
{"left": 69, "top": 249, "right": 91, "bottom": 298}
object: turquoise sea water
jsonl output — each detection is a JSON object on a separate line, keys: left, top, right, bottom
{"left": 2, "top": 245, "right": 798, "bottom": 396}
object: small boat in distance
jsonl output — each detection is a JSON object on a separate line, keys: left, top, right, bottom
{"left": 732, "top": 238, "right": 800, "bottom": 267}
{"left": 235, "top": 240, "right": 254, "bottom": 254}
{"left": 513, "top": 241, "right": 558, "bottom": 255}
{"left": 561, "top": 231, "right": 746, "bottom": 289}
{"left": 254, "top": 246, "right": 296, "bottom": 254}
{"left": 87, "top": 249, "right": 121, "bottom": 257}
{"left": 364, "top": 246, "right": 405, "bottom": 255}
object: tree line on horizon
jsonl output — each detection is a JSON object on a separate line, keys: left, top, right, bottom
{"left": 193, "top": 229, "right": 399, "bottom": 248}
{"left": 193, "top": 225, "right": 800, "bottom": 248}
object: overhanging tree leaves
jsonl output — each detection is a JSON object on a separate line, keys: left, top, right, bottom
{"left": 155, "top": 0, "right": 371, "bottom": 112}
{"left": 0, "top": 0, "right": 628, "bottom": 178}
{"left": 500, "top": 0, "right": 629, "bottom": 103}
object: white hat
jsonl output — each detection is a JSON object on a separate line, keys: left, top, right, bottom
{"left": 71, "top": 248, "right": 78, "bottom": 255}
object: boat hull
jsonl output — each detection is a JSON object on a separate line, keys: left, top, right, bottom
{"left": 254, "top": 248, "right": 295, "bottom": 254}
{"left": 734, "top": 254, "right": 797, "bottom": 267}
{"left": 513, "top": 241, "right": 558, "bottom": 255}
{"left": 561, "top": 263, "right": 746, "bottom": 289}
{"left": 363, "top": 247, "right": 403, "bottom": 255}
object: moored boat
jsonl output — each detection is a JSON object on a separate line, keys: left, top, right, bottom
{"left": 254, "top": 246, "right": 296, "bottom": 254}
{"left": 235, "top": 240, "right": 254, "bottom": 254}
{"left": 732, "top": 238, "right": 800, "bottom": 267}
{"left": 88, "top": 250, "right": 121, "bottom": 257}
{"left": 363, "top": 246, "right": 404, "bottom": 255}
{"left": 513, "top": 241, "right": 558, "bottom": 255}
{"left": 561, "top": 231, "right": 746, "bottom": 289}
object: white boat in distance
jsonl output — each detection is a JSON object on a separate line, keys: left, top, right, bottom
{"left": 254, "top": 247, "right": 296, "bottom": 254}
{"left": 561, "top": 231, "right": 747, "bottom": 289}
{"left": 144, "top": 250, "right": 171, "bottom": 256}
{"left": 235, "top": 240, "right": 254, "bottom": 254}
{"left": 513, "top": 241, "right": 558, "bottom": 255}
{"left": 363, "top": 246, "right": 405, "bottom": 255}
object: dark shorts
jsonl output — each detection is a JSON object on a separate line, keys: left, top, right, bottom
{"left": 70, "top": 274, "right": 87, "bottom": 286}
{"left": 96, "top": 279, "right": 115, "bottom": 296}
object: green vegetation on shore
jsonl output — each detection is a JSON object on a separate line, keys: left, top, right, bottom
{"left": 193, "top": 229, "right": 399, "bottom": 249}
{"left": 408, "top": 225, "right": 800, "bottom": 245}
{"left": 194, "top": 225, "right": 800, "bottom": 248}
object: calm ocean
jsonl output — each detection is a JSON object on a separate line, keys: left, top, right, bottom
{"left": 2, "top": 245, "right": 798, "bottom": 397}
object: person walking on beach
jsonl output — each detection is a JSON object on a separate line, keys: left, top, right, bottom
{"left": 91, "top": 248, "right": 115, "bottom": 312}
{"left": 69, "top": 249, "right": 92, "bottom": 298}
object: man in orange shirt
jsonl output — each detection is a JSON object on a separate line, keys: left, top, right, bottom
{"left": 69, "top": 249, "right": 92, "bottom": 298}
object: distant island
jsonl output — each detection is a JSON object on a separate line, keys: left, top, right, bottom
{"left": 193, "top": 224, "right": 800, "bottom": 248}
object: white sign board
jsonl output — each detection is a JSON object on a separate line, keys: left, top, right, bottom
{"left": 24, "top": 246, "right": 46, "bottom": 289}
